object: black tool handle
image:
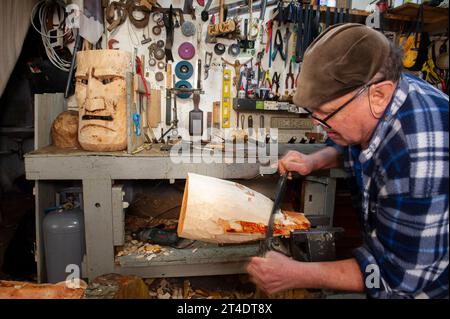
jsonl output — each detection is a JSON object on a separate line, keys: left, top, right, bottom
{"left": 263, "top": 172, "right": 289, "bottom": 253}
{"left": 325, "top": 5, "right": 331, "bottom": 29}
{"left": 64, "top": 30, "right": 82, "bottom": 98}
{"left": 259, "top": 0, "right": 267, "bottom": 20}
{"left": 295, "top": 3, "right": 303, "bottom": 63}
{"left": 333, "top": 4, "right": 339, "bottom": 25}
{"left": 197, "top": 59, "right": 202, "bottom": 89}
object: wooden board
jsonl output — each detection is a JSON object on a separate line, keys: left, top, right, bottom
{"left": 388, "top": 3, "right": 449, "bottom": 24}
{"left": 147, "top": 89, "right": 161, "bottom": 128}
{"left": 178, "top": 173, "right": 311, "bottom": 244}
{"left": 34, "top": 93, "right": 66, "bottom": 148}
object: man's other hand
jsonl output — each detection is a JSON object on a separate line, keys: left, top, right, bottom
{"left": 246, "top": 251, "right": 298, "bottom": 295}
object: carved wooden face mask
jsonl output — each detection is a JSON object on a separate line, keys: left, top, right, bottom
{"left": 75, "top": 50, "right": 131, "bottom": 151}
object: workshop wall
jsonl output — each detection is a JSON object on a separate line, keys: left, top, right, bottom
{"left": 81, "top": 0, "right": 325, "bottom": 142}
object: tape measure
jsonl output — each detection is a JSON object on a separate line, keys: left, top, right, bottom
{"left": 221, "top": 69, "right": 232, "bottom": 128}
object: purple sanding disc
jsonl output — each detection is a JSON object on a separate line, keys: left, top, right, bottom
{"left": 178, "top": 42, "right": 195, "bottom": 60}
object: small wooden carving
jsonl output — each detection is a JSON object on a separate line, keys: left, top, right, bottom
{"left": 51, "top": 110, "right": 81, "bottom": 149}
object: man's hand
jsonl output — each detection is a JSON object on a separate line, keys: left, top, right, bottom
{"left": 279, "top": 150, "right": 316, "bottom": 177}
{"left": 246, "top": 251, "right": 299, "bottom": 295}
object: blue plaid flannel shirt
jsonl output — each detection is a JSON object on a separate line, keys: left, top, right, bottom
{"left": 327, "top": 73, "right": 449, "bottom": 298}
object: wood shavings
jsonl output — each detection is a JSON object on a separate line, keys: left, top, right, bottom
{"left": 158, "top": 292, "right": 171, "bottom": 299}
{"left": 115, "top": 240, "right": 163, "bottom": 259}
{"left": 146, "top": 277, "right": 256, "bottom": 300}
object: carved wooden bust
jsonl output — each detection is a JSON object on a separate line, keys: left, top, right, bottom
{"left": 75, "top": 50, "right": 131, "bottom": 151}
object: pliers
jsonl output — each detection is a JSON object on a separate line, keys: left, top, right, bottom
{"left": 271, "top": 29, "right": 286, "bottom": 61}
{"left": 285, "top": 60, "right": 295, "bottom": 89}
{"left": 272, "top": 72, "right": 281, "bottom": 95}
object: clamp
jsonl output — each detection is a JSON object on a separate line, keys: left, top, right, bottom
{"left": 272, "top": 29, "right": 286, "bottom": 61}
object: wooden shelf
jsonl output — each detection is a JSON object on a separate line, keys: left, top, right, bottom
{"left": 388, "top": 3, "right": 448, "bottom": 24}
{"left": 287, "top": 4, "right": 448, "bottom": 30}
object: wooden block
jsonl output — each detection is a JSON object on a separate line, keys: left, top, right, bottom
{"left": 0, "top": 280, "right": 85, "bottom": 299}
{"left": 147, "top": 89, "right": 161, "bottom": 128}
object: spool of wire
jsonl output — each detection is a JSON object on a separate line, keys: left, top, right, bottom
{"left": 30, "top": 0, "right": 72, "bottom": 72}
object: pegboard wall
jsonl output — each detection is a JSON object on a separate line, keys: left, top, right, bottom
{"left": 70, "top": 0, "right": 323, "bottom": 142}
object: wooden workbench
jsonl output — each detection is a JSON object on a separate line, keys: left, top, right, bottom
{"left": 26, "top": 93, "right": 346, "bottom": 282}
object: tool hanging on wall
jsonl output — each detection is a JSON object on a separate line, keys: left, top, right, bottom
{"left": 163, "top": 5, "right": 175, "bottom": 62}
{"left": 272, "top": 29, "right": 286, "bottom": 61}
{"left": 283, "top": 28, "right": 292, "bottom": 67}
{"left": 272, "top": 72, "right": 281, "bottom": 98}
{"left": 152, "top": 25, "right": 162, "bottom": 35}
{"left": 189, "top": 59, "right": 204, "bottom": 136}
{"left": 175, "top": 80, "right": 193, "bottom": 99}
{"left": 325, "top": 2, "right": 331, "bottom": 29}
{"left": 201, "top": 0, "right": 214, "bottom": 21}
{"left": 247, "top": 0, "right": 259, "bottom": 41}
{"left": 165, "top": 63, "right": 172, "bottom": 125}
{"left": 285, "top": 60, "right": 295, "bottom": 90}
{"left": 207, "top": 0, "right": 237, "bottom": 37}
{"left": 204, "top": 51, "right": 213, "bottom": 79}
{"left": 248, "top": 115, "right": 254, "bottom": 136}
{"left": 221, "top": 66, "right": 232, "bottom": 128}
{"left": 302, "top": 3, "right": 311, "bottom": 56}
{"left": 294, "top": 1, "right": 303, "bottom": 63}
{"left": 105, "top": 0, "right": 158, "bottom": 31}
{"left": 213, "top": 101, "right": 221, "bottom": 129}
{"left": 183, "top": 0, "right": 196, "bottom": 20}
{"left": 175, "top": 61, "right": 194, "bottom": 80}
{"left": 181, "top": 20, "right": 197, "bottom": 37}
{"left": 228, "top": 43, "right": 241, "bottom": 57}
{"left": 333, "top": 0, "right": 339, "bottom": 25}
{"left": 313, "top": 0, "right": 321, "bottom": 40}
{"left": 214, "top": 43, "right": 226, "bottom": 55}
{"left": 178, "top": 42, "right": 196, "bottom": 60}
{"left": 240, "top": 18, "right": 255, "bottom": 54}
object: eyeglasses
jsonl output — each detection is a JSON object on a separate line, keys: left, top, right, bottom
{"left": 304, "top": 84, "right": 370, "bottom": 130}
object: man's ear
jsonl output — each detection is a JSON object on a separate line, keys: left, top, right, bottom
{"left": 369, "top": 81, "right": 396, "bottom": 116}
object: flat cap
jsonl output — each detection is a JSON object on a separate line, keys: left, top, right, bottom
{"left": 293, "top": 23, "right": 391, "bottom": 110}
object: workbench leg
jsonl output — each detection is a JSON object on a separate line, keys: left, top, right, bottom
{"left": 82, "top": 178, "right": 115, "bottom": 281}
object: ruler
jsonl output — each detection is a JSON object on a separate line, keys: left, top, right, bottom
{"left": 221, "top": 69, "right": 232, "bottom": 128}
